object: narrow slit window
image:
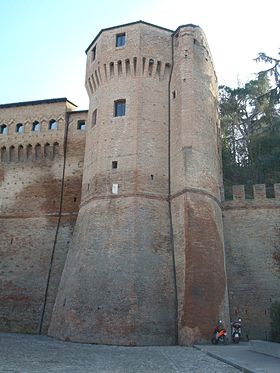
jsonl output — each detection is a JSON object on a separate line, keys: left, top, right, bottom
{"left": 114, "top": 99, "right": 126, "bottom": 117}
{"left": 92, "top": 110, "right": 97, "bottom": 126}
{"left": 92, "top": 45, "right": 96, "bottom": 61}
{"left": 112, "top": 161, "right": 118, "bottom": 169}
{"left": 116, "top": 33, "right": 126, "bottom": 47}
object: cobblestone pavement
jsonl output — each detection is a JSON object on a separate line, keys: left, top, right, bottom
{"left": 0, "top": 332, "right": 239, "bottom": 373}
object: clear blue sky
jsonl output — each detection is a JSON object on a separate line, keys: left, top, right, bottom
{"left": 0, "top": 0, "right": 279, "bottom": 109}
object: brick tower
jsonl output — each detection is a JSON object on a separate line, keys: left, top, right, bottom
{"left": 48, "top": 22, "right": 177, "bottom": 345}
{"left": 170, "top": 25, "right": 230, "bottom": 344}
{"left": 48, "top": 21, "right": 229, "bottom": 345}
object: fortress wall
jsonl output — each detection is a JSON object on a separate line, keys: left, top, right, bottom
{"left": 223, "top": 184, "right": 280, "bottom": 340}
{"left": 0, "top": 102, "right": 86, "bottom": 333}
{"left": 170, "top": 26, "right": 229, "bottom": 345}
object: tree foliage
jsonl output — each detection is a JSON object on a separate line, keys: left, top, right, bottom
{"left": 219, "top": 51, "right": 280, "bottom": 193}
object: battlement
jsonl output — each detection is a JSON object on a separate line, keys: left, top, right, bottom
{"left": 223, "top": 184, "right": 280, "bottom": 210}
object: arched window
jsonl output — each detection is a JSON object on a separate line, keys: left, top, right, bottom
{"left": 16, "top": 123, "right": 24, "bottom": 134}
{"left": 0, "top": 124, "right": 8, "bottom": 135}
{"left": 18, "top": 145, "right": 24, "bottom": 161}
{"left": 35, "top": 143, "right": 42, "bottom": 160}
{"left": 9, "top": 145, "right": 16, "bottom": 162}
{"left": 53, "top": 142, "right": 59, "bottom": 158}
{"left": 32, "top": 121, "right": 40, "bottom": 132}
{"left": 49, "top": 119, "right": 57, "bottom": 130}
{"left": 27, "top": 144, "right": 33, "bottom": 160}
{"left": 1, "top": 146, "right": 7, "bottom": 162}
{"left": 44, "top": 143, "right": 51, "bottom": 159}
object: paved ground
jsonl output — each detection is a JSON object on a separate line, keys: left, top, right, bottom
{"left": 0, "top": 332, "right": 239, "bottom": 373}
{"left": 195, "top": 343, "right": 280, "bottom": 373}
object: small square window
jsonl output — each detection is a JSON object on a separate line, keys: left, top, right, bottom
{"left": 77, "top": 120, "right": 86, "bottom": 130}
{"left": 116, "top": 33, "right": 126, "bottom": 47}
{"left": 114, "top": 99, "right": 126, "bottom": 117}
{"left": 92, "top": 109, "right": 97, "bottom": 126}
{"left": 92, "top": 46, "right": 96, "bottom": 61}
{"left": 112, "top": 161, "right": 118, "bottom": 169}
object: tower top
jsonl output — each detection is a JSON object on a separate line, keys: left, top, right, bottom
{"left": 85, "top": 20, "right": 174, "bottom": 54}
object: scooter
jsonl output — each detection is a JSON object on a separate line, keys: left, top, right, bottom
{"left": 211, "top": 321, "right": 228, "bottom": 344}
{"left": 231, "top": 319, "right": 242, "bottom": 343}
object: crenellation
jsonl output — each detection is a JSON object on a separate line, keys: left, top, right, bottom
{"left": 274, "top": 183, "right": 280, "bottom": 198}
{"left": 0, "top": 20, "right": 279, "bottom": 346}
{"left": 225, "top": 184, "right": 280, "bottom": 203}
{"left": 232, "top": 184, "right": 245, "bottom": 200}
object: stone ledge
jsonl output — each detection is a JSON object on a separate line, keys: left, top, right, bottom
{"left": 249, "top": 340, "right": 280, "bottom": 359}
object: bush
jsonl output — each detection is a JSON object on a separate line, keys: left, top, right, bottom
{"left": 270, "top": 301, "right": 280, "bottom": 342}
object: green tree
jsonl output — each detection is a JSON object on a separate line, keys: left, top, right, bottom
{"left": 219, "top": 51, "right": 280, "bottom": 191}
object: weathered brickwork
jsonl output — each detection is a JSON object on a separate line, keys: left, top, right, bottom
{"left": 0, "top": 99, "right": 86, "bottom": 334}
{"left": 170, "top": 25, "right": 229, "bottom": 345}
{"left": 223, "top": 184, "right": 280, "bottom": 340}
{"left": 0, "top": 21, "right": 279, "bottom": 346}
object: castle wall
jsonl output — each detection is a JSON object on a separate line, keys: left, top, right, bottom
{"left": 223, "top": 184, "right": 280, "bottom": 340}
{"left": 0, "top": 101, "right": 86, "bottom": 333}
{"left": 170, "top": 25, "right": 229, "bottom": 345}
{"left": 49, "top": 23, "right": 178, "bottom": 345}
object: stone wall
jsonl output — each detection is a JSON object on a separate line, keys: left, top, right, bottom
{"left": 0, "top": 99, "right": 86, "bottom": 333}
{"left": 223, "top": 184, "right": 280, "bottom": 340}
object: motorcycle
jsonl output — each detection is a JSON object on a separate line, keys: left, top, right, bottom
{"left": 231, "top": 319, "right": 242, "bottom": 343}
{"left": 211, "top": 320, "right": 228, "bottom": 344}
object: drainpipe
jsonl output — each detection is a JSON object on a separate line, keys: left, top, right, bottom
{"left": 38, "top": 111, "right": 69, "bottom": 334}
{"left": 168, "top": 32, "right": 179, "bottom": 345}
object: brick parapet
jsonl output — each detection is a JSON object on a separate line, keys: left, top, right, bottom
{"left": 223, "top": 184, "right": 280, "bottom": 210}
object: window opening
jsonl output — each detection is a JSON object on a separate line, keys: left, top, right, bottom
{"left": 16, "top": 123, "right": 24, "bottom": 133}
{"left": 92, "top": 45, "right": 96, "bottom": 61}
{"left": 116, "top": 33, "right": 126, "bottom": 47}
{"left": 114, "top": 99, "right": 126, "bottom": 117}
{"left": 112, "top": 161, "right": 118, "bottom": 169}
{"left": 0, "top": 124, "right": 8, "bottom": 135}
{"left": 49, "top": 119, "right": 57, "bottom": 130}
{"left": 32, "top": 121, "right": 40, "bottom": 132}
{"left": 77, "top": 120, "right": 86, "bottom": 130}
{"left": 92, "top": 110, "right": 97, "bottom": 126}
